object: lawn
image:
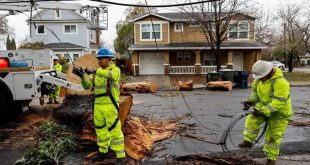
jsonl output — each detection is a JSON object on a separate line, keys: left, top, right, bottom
{"left": 283, "top": 72, "right": 310, "bottom": 82}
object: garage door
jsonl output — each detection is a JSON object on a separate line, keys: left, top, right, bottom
{"left": 139, "top": 52, "right": 164, "bottom": 75}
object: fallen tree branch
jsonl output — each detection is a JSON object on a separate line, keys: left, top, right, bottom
{"left": 289, "top": 120, "right": 310, "bottom": 127}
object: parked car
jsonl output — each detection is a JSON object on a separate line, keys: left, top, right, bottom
{"left": 272, "top": 60, "right": 285, "bottom": 70}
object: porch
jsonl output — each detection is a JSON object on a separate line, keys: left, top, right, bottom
{"left": 130, "top": 48, "right": 262, "bottom": 76}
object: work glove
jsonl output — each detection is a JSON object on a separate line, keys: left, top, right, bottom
{"left": 72, "top": 66, "right": 84, "bottom": 78}
{"left": 85, "top": 68, "right": 97, "bottom": 74}
{"left": 242, "top": 101, "right": 253, "bottom": 110}
{"left": 252, "top": 108, "right": 264, "bottom": 117}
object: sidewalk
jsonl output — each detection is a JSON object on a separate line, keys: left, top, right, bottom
{"left": 127, "top": 75, "right": 310, "bottom": 91}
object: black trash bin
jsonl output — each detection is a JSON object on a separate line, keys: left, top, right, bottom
{"left": 237, "top": 71, "right": 249, "bottom": 89}
{"left": 220, "top": 70, "right": 235, "bottom": 83}
{"left": 207, "top": 72, "right": 221, "bottom": 82}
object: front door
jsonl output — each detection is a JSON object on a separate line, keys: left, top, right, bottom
{"left": 233, "top": 52, "right": 243, "bottom": 70}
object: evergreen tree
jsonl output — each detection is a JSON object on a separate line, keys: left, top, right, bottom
{"left": 11, "top": 38, "right": 16, "bottom": 50}
{"left": 6, "top": 35, "right": 11, "bottom": 50}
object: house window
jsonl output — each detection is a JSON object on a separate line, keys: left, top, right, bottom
{"left": 64, "top": 54, "right": 70, "bottom": 63}
{"left": 64, "top": 25, "right": 77, "bottom": 34}
{"left": 175, "top": 23, "right": 183, "bottom": 32}
{"left": 239, "top": 22, "right": 248, "bottom": 38}
{"left": 176, "top": 52, "right": 192, "bottom": 62}
{"left": 73, "top": 54, "right": 79, "bottom": 60}
{"left": 228, "top": 21, "right": 248, "bottom": 39}
{"left": 189, "top": 22, "right": 199, "bottom": 27}
{"left": 55, "top": 9, "right": 61, "bottom": 19}
{"left": 141, "top": 23, "right": 161, "bottom": 40}
{"left": 91, "top": 51, "right": 96, "bottom": 54}
{"left": 36, "top": 25, "right": 45, "bottom": 35}
{"left": 202, "top": 52, "right": 216, "bottom": 66}
{"left": 210, "top": 23, "right": 216, "bottom": 32}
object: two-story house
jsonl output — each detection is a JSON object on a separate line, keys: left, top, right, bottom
{"left": 129, "top": 13, "right": 267, "bottom": 75}
{"left": 28, "top": 9, "right": 98, "bottom": 62}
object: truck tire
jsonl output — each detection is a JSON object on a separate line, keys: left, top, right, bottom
{"left": 0, "top": 91, "right": 9, "bottom": 123}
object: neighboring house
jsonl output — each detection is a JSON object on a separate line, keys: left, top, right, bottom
{"left": 300, "top": 51, "right": 310, "bottom": 66}
{"left": 27, "top": 9, "right": 99, "bottom": 62}
{"left": 128, "top": 12, "right": 267, "bottom": 75}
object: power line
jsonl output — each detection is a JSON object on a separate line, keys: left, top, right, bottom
{"left": 92, "top": 0, "right": 219, "bottom": 8}
{"left": 0, "top": 0, "right": 220, "bottom": 8}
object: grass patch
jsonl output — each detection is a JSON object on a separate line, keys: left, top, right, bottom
{"left": 15, "top": 121, "right": 78, "bottom": 165}
{"left": 283, "top": 72, "right": 310, "bottom": 82}
{"left": 248, "top": 71, "right": 310, "bottom": 83}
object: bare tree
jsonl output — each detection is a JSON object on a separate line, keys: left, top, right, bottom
{"left": 0, "top": 17, "right": 9, "bottom": 35}
{"left": 278, "top": 3, "right": 304, "bottom": 72}
{"left": 180, "top": 0, "right": 250, "bottom": 71}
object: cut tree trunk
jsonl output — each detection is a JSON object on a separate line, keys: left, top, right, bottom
{"left": 66, "top": 54, "right": 100, "bottom": 95}
{"left": 177, "top": 80, "right": 193, "bottom": 91}
{"left": 207, "top": 81, "right": 232, "bottom": 91}
{"left": 121, "top": 82, "right": 157, "bottom": 93}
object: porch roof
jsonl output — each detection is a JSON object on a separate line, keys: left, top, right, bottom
{"left": 44, "top": 42, "right": 85, "bottom": 50}
{"left": 128, "top": 41, "right": 267, "bottom": 51}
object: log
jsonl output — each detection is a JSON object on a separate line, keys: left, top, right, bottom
{"left": 207, "top": 81, "right": 233, "bottom": 91}
{"left": 121, "top": 82, "right": 157, "bottom": 93}
{"left": 177, "top": 80, "right": 193, "bottom": 91}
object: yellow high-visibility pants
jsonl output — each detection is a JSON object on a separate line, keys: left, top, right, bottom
{"left": 93, "top": 103, "right": 125, "bottom": 158}
{"left": 243, "top": 114, "right": 289, "bottom": 160}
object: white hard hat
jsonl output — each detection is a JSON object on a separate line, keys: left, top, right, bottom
{"left": 252, "top": 60, "right": 274, "bottom": 79}
{"left": 52, "top": 56, "right": 59, "bottom": 60}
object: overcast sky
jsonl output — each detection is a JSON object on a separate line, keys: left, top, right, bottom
{"left": 0, "top": 0, "right": 295, "bottom": 50}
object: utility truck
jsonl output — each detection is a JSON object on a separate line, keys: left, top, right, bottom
{"left": 0, "top": 49, "right": 84, "bottom": 121}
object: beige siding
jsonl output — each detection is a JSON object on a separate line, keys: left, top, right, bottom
{"left": 132, "top": 51, "right": 139, "bottom": 64}
{"left": 249, "top": 21, "right": 255, "bottom": 41}
{"left": 170, "top": 23, "right": 207, "bottom": 43}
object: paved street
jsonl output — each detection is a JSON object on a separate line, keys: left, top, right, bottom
{"left": 130, "top": 87, "right": 310, "bottom": 162}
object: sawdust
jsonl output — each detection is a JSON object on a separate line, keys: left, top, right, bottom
{"left": 0, "top": 112, "right": 53, "bottom": 150}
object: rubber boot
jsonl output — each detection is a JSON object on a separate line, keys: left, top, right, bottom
{"left": 238, "top": 140, "right": 252, "bottom": 149}
{"left": 91, "top": 152, "right": 110, "bottom": 163}
{"left": 266, "top": 159, "right": 275, "bottom": 165}
{"left": 115, "top": 157, "right": 127, "bottom": 165}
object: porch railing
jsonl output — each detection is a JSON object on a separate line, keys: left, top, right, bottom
{"left": 169, "top": 65, "right": 228, "bottom": 75}
{"left": 170, "top": 66, "right": 195, "bottom": 74}
{"left": 201, "top": 65, "right": 228, "bottom": 74}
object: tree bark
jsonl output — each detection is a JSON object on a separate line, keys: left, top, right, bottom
{"left": 121, "top": 82, "right": 157, "bottom": 93}
{"left": 177, "top": 80, "right": 193, "bottom": 91}
{"left": 207, "top": 81, "right": 233, "bottom": 91}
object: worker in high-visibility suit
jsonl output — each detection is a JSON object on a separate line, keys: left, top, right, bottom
{"left": 72, "top": 48, "right": 126, "bottom": 164}
{"left": 48, "top": 56, "right": 62, "bottom": 104}
{"left": 239, "top": 60, "right": 293, "bottom": 165}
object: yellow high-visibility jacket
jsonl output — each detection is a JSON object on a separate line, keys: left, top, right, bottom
{"left": 248, "top": 67, "right": 293, "bottom": 118}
